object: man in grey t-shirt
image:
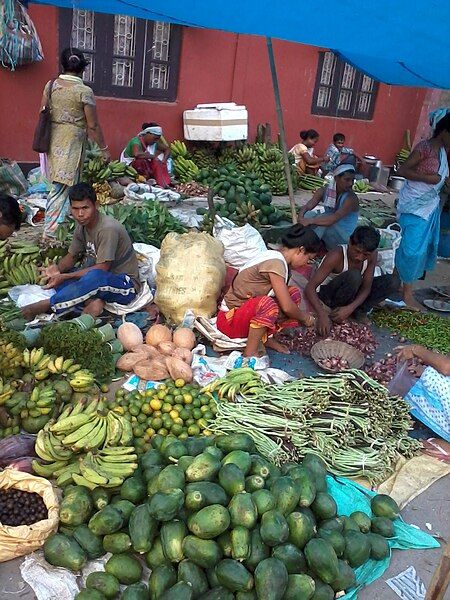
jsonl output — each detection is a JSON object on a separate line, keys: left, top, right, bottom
{"left": 22, "top": 183, "right": 140, "bottom": 320}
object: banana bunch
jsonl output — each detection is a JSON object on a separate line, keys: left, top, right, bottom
{"left": 0, "top": 240, "right": 42, "bottom": 288}
{"left": 298, "top": 174, "right": 326, "bottom": 191}
{"left": 0, "top": 340, "right": 24, "bottom": 377}
{"left": 47, "top": 356, "right": 83, "bottom": 376}
{"left": 260, "top": 161, "right": 288, "bottom": 195}
{"left": 353, "top": 179, "right": 370, "bottom": 193}
{"left": 236, "top": 146, "right": 258, "bottom": 164}
{"left": 21, "top": 384, "right": 57, "bottom": 419}
{"left": 74, "top": 448, "right": 138, "bottom": 489}
{"left": 238, "top": 159, "right": 261, "bottom": 176}
{"left": 202, "top": 367, "right": 263, "bottom": 401}
{"left": 68, "top": 369, "right": 96, "bottom": 392}
{"left": 22, "top": 348, "right": 53, "bottom": 380}
{"left": 83, "top": 156, "right": 106, "bottom": 183}
{"left": 5, "top": 391, "right": 29, "bottom": 416}
{"left": 104, "top": 160, "right": 138, "bottom": 181}
{"left": 50, "top": 401, "right": 132, "bottom": 451}
{"left": 33, "top": 400, "right": 137, "bottom": 487}
{"left": 253, "top": 142, "right": 270, "bottom": 159}
{"left": 170, "top": 140, "right": 189, "bottom": 160}
{"left": 0, "top": 377, "right": 14, "bottom": 405}
{"left": 262, "top": 147, "right": 283, "bottom": 163}
{"left": 396, "top": 148, "right": 410, "bottom": 164}
{"left": 191, "top": 149, "right": 217, "bottom": 170}
{"left": 173, "top": 155, "right": 200, "bottom": 183}
{"left": 235, "top": 200, "right": 260, "bottom": 225}
{"left": 92, "top": 181, "right": 112, "bottom": 205}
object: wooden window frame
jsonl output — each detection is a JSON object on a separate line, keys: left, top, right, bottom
{"left": 59, "top": 9, "right": 182, "bottom": 102}
{"left": 311, "top": 51, "right": 379, "bottom": 120}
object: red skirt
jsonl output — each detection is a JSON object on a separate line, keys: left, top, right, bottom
{"left": 217, "top": 287, "right": 301, "bottom": 339}
{"left": 131, "top": 158, "right": 171, "bottom": 188}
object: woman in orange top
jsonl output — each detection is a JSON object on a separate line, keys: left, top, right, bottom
{"left": 290, "top": 129, "right": 329, "bottom": 175}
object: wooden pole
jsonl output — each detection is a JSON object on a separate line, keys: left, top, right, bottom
{"left": 266, "top": 37, "right": 296, "bottom": 224}
{"left": 426, "top": 538, "right": 450, "bottom": 600}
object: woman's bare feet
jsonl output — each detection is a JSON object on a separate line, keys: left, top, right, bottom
{"left": 403, "top": 294, "right": 425, "bottom": 311}
{"left": 265, "top": 338, "right": 290, "bottom": 354}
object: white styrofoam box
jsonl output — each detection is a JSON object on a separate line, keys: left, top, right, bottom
{"left": 183, "top": 103, "right": 248, "bottom": 141}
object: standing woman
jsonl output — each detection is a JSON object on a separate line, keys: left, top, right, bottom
{"left": 395, "top": 109, "right": 450, "bottom": 309}
{"left": 41, "top": 48, "right": 109, "bottom": 238}
{"left": 290, "top": 129, "right": 329, "bottom": 176}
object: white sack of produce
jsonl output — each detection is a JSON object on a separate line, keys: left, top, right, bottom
{"left": 213, "top": 216, "right": 267, "bottom": 269}
{"left": 133, "top": 243, "right": 161, "bottom": 285}
{"left": 155, "top": 232, "right": 226, "bottom": 324}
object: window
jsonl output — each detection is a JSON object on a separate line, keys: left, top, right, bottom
{"left": 59, "top": 9, "right": 182, "bottom": 101}
{"left": 311, "top": 51, "right": 378, "bottom": 120}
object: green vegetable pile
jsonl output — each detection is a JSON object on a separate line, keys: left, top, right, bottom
{"left": 44, "top": 432, "right": 402, "bottom": 599}
{"left": 372, "top": 309, "right": 450, "bottom": 354}
{"left": 196, "top": 164, "right": 285, "bottom": 228}
{"left": 208, "top": 370, "right": 420, "bottom": 483}
{"left": 37, "top": 323, "right": 115, "bottom": 383}
{"left": 102, "top": 201, "right": 186, "bottom": 248}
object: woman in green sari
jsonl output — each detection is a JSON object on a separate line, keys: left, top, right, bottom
{"left": 40, "top": 48, "right": 109, "bottom": 238}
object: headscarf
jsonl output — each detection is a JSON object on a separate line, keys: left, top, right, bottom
{"left": 139, "top": 125, "right": 163, "bottom": 137}
{"left": 429, "top": 107, "right": 450, "bottom": 130}
{"left": 323, "top": 164, "right": 356, "bottom": 208}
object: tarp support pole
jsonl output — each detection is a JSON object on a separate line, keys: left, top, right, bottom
{"left": 266, "top": 37, "right": 296, "bottom": 224}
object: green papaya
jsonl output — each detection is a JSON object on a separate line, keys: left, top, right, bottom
{"left": 216, "top": 559, "right": 254, "bottom": 593}
{"left": 92, "top": 488, "right": 110, "bottom": 511}
{"left": 120, "top": 476, "right": 147, "bottom": 503}
{"left": 371, "top": 494, "right": 400, "bottom": 520}
{"left": 215, "top": 433, "right": 255, "bottom": 453}
{"left": 304, "top": 538, "right": 339, "bottom": 584}
{"left": 75, "top": 591, "right": 105, "bottom": 600}
{"left": 177, "top": 559, "right": 209, "bottom": 597}
{"left": 145, "top": 536, "right": 171, "bottom": 569}
{"left": 284, "top": 574, "right": 315, "bottom": 600}
{"left": 88, "top": 506, "right": 124, "bottom": 536}
{"left": 103, "top": 532, "right": 132, "bottom": 554}
{"left": 251, "top": 489, "right": 276, "bottom": 517}
{"left": 121, "top": 583, "right": 148, "bottom": 600}
{"left": 185, "top": 482, "right": 229, "bottom": 510}
{"left": 371, "top": 516, "right": 394, "bottom": 538}
{"left": 344, "top": 531, "right": 371, "bottom": 567}
{"left": 244, "top": 527, "right": 270, "bottom": 572}
{"left": 350, "top": 511, "right": 372, "bottom": 533}
{"left": 129, "top": 503, "right": 157, "bottom": 553}
{"left": 254, "top": 557, "right": 288, "bottom": 600}
{"left": 156, "top": 465, "right": 185, "bottom": 492}
{"left": 160, "top": 582, "right": 193, "bottom": 600}
{"left": 85, "top": 572, "right": 120, "bottom": 599}
{"left": 317, "top": 527, "right": 345, "bottom": 558}
{"left": 187, "top": 504, "right": 230, "bottom": 539}
{"left": 160, "top": 520, "right": 187, "bottom": 563}
{"left": 182, "top": 535, "right": 222, "bottom": 568}
{"left": 149, "top": 564, "right": 177, "bottom": 599}
{"left": 148, "top": 489, "right": 184, "bottom": 521}
{"left": 289, "top": 466, "right": 316, "bottom": 507}
{"left": 60, "top": 487, "right": 93, "bottom": 527}
{"left": 109, "top": 498, "right": 135, "bottom": 524}
{"left": 231, "top": 526, "right": 251, "bottom": 561}
{"left": 218, "top": 463, "right": 245, "bottom": 496}
{"left": 105, "top": 553, "right": 143, "bottom": 585}
{"left": 221, "top": 450, "right": 251, "bottom": 475}
{"left": 260, "top": 510, "right": 289, "bottom": 547}
{"left": 73, "top": 524, "right": 104, "bottom": 559}
{"left": 271, "top": 477, "right": 300, "bottom": 516}
{"left": 185, "top": 452, "right": 221, "bottom": 482}
{"left": 287, "top": 511, "right": 314, "bottom": 549}
{"left": 331, "top": 559, "right": 356, "bottom": 593}
{"left": 43, "top": 533, "right": 87, "bottom": 571}
{"left": 272, "top": 543, "right": 306, "bottom": 574}
{"left": 367, "top": 532, "right": 390, "bottom": 560}
{"left": 229, "top": 492, "right": 258, "bottom": 529}
{"left": 311, "top": 492, "right": 337, "bottom": 521}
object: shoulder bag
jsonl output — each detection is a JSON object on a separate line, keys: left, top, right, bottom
{"left": 32, "top": 78, "right": 56, "bottom": 153}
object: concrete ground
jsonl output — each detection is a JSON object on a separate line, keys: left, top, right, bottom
{"left": 1, "top": 189, "right": 449, "bottom": 598}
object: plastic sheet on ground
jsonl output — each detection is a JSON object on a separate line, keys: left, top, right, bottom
{"left": 327, "top": 476, "right": 440, "bottom": 599}
{"left": 20, "top": 552, "right": 79, "bottom": 600}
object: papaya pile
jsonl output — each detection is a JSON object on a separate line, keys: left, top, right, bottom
{"left": 196, "top": 164, "right": 284, "bottom": 228}
{"left": 43, "top": 432, "right": 401, "bottom": 599}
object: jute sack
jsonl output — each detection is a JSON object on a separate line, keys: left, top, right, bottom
{"left": 155, "top": 232, "right": 226, "bottom": 325}
{"left": 0, "top": 468, "right": 59, "bottom": 562}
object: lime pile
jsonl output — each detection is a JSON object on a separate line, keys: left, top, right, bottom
{"left": 111, "top": 379, "right": 216, "bottom": 453}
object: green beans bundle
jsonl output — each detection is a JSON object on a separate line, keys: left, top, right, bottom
{"left": 209, "top": 370, "right": 421, "bottom": 483}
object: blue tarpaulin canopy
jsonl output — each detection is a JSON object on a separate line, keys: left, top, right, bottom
{"left": 32, "top": 0, "right": 450, "bottom": 89}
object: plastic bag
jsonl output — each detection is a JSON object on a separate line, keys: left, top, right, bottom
{"left": 0, "top": 468, "right": 59, "bottom": 562}
{"left": 0, "top": 0, "right": 44, "bottom": 70}
{"left": 327, "top": 476, "right": 439, "bottom": 599}
{"left": 155, "top": 232, "right": 226, "bottom": 324}
{"left": 132, "top": 242, "right": 160, "bottom": 285}
{"left": 0, "top": 158, "right": 28, "bottom": 197}
{"left": 377, "top": 223, "right": 402, "bottom": 274}
{"left": 388, "top": 361, "right": 418, "bottom": 397}
{"left": 213, "top": 216, "right": 267, "bottom": 269}
{"left": 8, "top": 284, "right": 55, "bottom": 307}
{"left": 124, "top": 183, "right": 156, "bottom": 202}
{"left": 0, "top": 433, "right": 36, "bottom": 462}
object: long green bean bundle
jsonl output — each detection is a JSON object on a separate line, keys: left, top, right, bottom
{"left": 208, "top": 370, "right": 421, "bottom": 483}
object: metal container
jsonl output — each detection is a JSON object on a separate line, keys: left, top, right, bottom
{"left": 388, "top": 176, "right": 406, "bottom": 191}
{"left": 364, "top": 155, "right": 378, "bottom": 165}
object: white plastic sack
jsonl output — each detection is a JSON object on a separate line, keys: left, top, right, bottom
{"left": 377, "top": 223, "right": 402, "bottom": 274}
{"left": 213, "top": 216, "right": 267, "bottom": 269}
{"left": 170, "top": 207, "right": 203, "bottom": 228}
{"left": 124, "top": 183, "right": 156, "bottom": 202}
{"left": 132, "top": 243, "right": 160, "bottom": 285}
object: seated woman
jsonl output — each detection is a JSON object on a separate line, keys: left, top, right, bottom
{"left": 121, "top": 124, "right": 171, "bottom": 188}
{"left": 297, "top": 164, "right": 359, "bottom": 250}
{"left": 305, "top": 226, "right": 399, "bottom": 336}
{"left": 290, "top": 129, "right": 329, "bottom": 176}
{"left": 395, "top": 344, "right": 450, "bottom": 442}
{"left": 216, "top": 225, "right": 320, "bottom": 357}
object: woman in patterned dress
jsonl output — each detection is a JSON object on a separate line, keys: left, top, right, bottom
{"left": 40, "top": 48, "right": 109, "bottom": 238}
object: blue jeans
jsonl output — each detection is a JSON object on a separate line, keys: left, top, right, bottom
{"left": 50, "top": 269, "right": 136, "bottom": 315}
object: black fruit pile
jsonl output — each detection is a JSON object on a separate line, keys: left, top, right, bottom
{"left": 0, "top": 488, "right": 48, "bottom": 526}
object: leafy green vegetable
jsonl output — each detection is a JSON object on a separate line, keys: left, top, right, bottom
{"left": 37, "top": 323, "right": 115, "bottom": 382}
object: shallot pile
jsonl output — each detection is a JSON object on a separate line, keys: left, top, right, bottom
{"left": 318, "top": 356, "right": 349, "bottom": 372}
{"left": 279, "top": 321, "right": 378, "bottom": 357}
{"left": 174, "top": 182, "right": 209, "bottom": 197}
{"left": 365, "top": 354, "right": 397, "bottom": 385}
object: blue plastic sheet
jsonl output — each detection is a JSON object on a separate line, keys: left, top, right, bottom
{"left": 31, "top": 0, "right": 450, "bottom": 88}
{"left": 327, "top": 476, "right": 440, "bottom": 599}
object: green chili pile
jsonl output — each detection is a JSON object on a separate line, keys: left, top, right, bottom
{"left": 209, "top": 370, "right": 421, "bottom": 483}
{"left": 372, "top": 309, "right": 450, "bottom": 353}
